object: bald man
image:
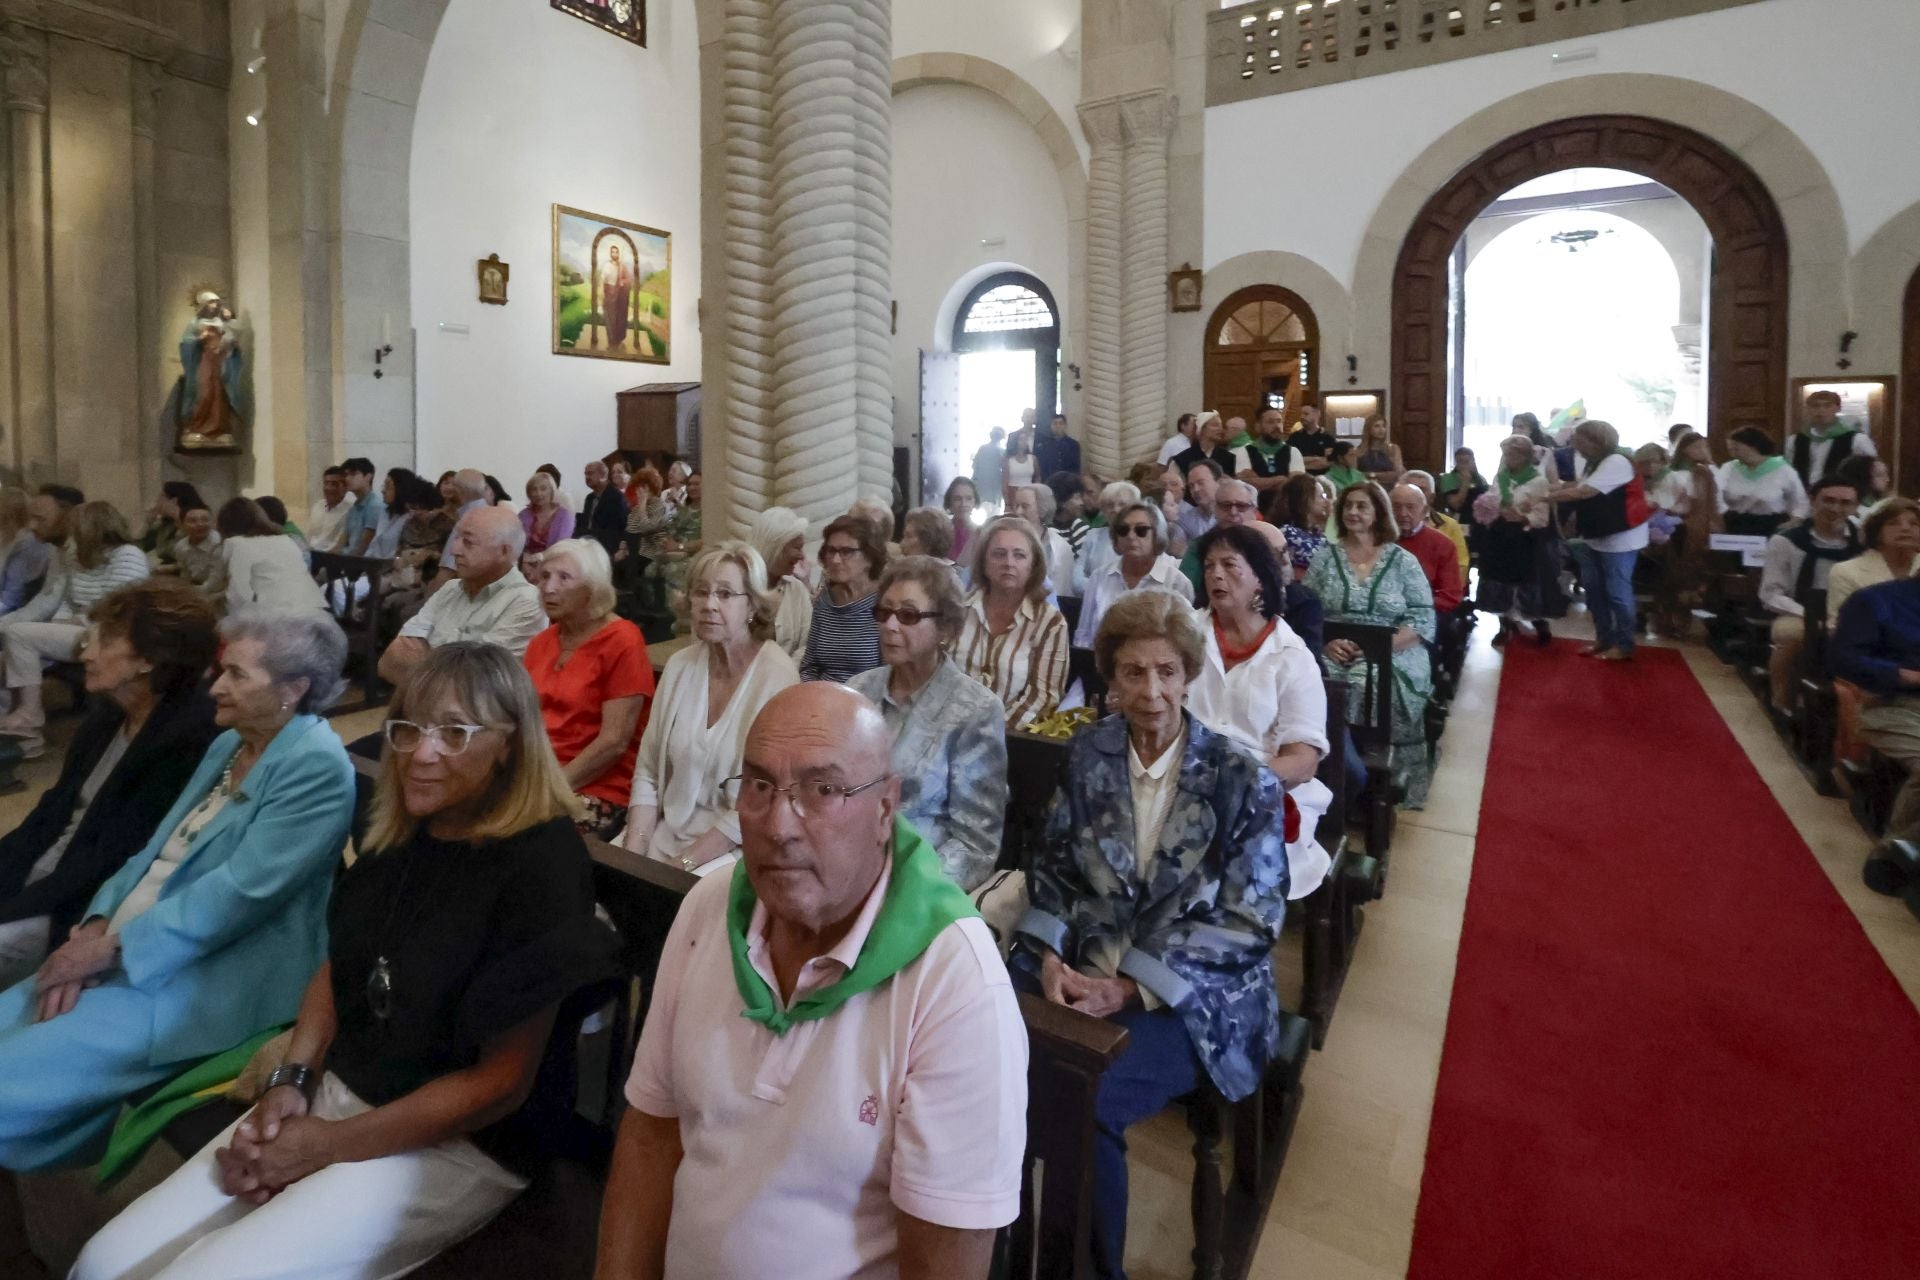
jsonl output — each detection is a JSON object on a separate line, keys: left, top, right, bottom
{"left": 377, "top": 504, "right": 545, "bottom": 684}
{"left": 597, "top": 684, "right": 1026, "bottom": 1280}
{"left": 1402, "top": 469, "right": 1471, "bottom": 576}
{"left": 1390, "top": 484, "right": 1465, "bottom": 614}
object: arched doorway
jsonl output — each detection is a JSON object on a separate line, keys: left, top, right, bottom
{"left": 1205, "top": 286, "right": 1320, "bottom": 428}
{"left": 1391, "top": 115, "right": 1788, "bottom": 471}
{"left": 951, "top": 271, "right": 1062, "bottom": 429}
{"left": 1904, "top": 265, "right": 1920, "bottom": 492}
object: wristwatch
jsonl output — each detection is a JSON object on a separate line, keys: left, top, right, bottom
{"left": 265, "top": 1063, "right": 318, "bottom": 1104}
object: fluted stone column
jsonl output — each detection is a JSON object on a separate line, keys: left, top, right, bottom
{"left": 1078, "top": 98, "right": 1126, "bottom": 479}
{"left": 1120, "top": 91, "right": 1174, "bottom": 465}
{"left": 704, "top": 0, "right": 894, "bottom": 538}
{"left": 1, "top": 21, "right": 54, "bottom": 486}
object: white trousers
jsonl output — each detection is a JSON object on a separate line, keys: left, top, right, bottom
{"left": 71, "top": 1072, "right": 527, "bottom": 1280}
{"left": 2, "top": 620, "right": 83, "bottom": 690}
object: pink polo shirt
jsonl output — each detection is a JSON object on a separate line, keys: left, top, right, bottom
{"left": 626, "top": 861, "right": 1028, "bottom": 1280}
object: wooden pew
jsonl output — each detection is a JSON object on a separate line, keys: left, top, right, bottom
{"left": 1299, "top": 677, "right": 1364, "bottom": 1048}
{"left": 309, "top": 551, "right": 392, "bottom": 713}
{"left": 1323, "top": 620, "right": 1399, "bottom": 873}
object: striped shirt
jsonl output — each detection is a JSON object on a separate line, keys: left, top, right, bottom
{"left": 800, "top": 588, "right": 881, "bottom": 684}
{"left": 955, "top": 589, "right": 1069, "bottom": 729}
{"left": 18, "top": 543, "right": 150, "bottom": 623}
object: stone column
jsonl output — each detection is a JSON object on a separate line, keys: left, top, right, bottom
{"left": 1078, "top": 98, "right": 1126, "bottom": 479}
{"left": 130, "top": 61, "right": 162, "bottom": 499}
{"left": 1, "top": 21, "right": 54, "bottom": 486}
{"left": 703, "top": 0, "right": 895, "bottom": 536}
{"left": 1120, "top": 91, "right": 1174, "bottom": 465}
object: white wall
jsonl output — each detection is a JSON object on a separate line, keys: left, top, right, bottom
{"left": 893, "top": 0, "right": 1085, "bottom": 162}
{"left": 409, "top": 0, "right": 700, "bottom": 489}
{"left": 1205, "top": 0, "right": 1920, "bottom": 285}
{"left": 892, "top": 83, "right": 1072, "bottom": 490}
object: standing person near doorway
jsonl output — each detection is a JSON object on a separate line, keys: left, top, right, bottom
{"left": 1233, "top": 406, "right": 1307, "bottom": 496}
{"left": 1289, "top": 405, "right": 1337, "bottom": 475}
{"left": 1549, "top": 420, "right": 1652, "bottom": 662}
{"left": 1790, "top": 389, "right": 1875, "bottom": 486}
{"left": 1002, "top": 428, "right": 1038, "bottom": 497}
{"left": 1044, "top": 414, "right": 1081, "bottom": 481}
{"left": 972, "top": 428, "right": 1006, "bottom": 513}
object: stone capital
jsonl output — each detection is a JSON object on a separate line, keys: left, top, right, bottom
{"left": 0, "top": 19, "right": 47, "bottom": 112}
{"left": 1077, "top": 97, "right": 1128, "bottom": 153}
{"left": 1119, "top": 90, "right": 1177, "bottom": 147}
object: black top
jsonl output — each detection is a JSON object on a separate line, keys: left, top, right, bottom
{"left": 1037, "top": 432, "right": 1081, "bottom": 480}
{"left": 0, "top": 684, "right": 219, "bottom": 939}
{"left": 1290, "top": 430, "right": 1338, "bottom": 460}
{"left": 581, "top": 486, "right": 630, "bottom": 555}
{"left": 1173, "top": 444, "right": 1239, "bottom": 478}
{"left": 326, "top": 814, "right": 616, "bottom": 1172}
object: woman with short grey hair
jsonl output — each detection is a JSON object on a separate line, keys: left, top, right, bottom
{"left": 849, "top": 557, "right": 1006, "bottom": 890}
{"left": 219, "top": 611, "right": 350, "bottom": 713}
{"left": 1073, "top": 501, "right": 1192, "bottom": 648}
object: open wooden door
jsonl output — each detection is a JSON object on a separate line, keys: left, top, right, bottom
{"left": 919, "top": 350, "right": 962, "bottom": 508}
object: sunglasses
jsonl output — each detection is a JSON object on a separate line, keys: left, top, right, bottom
{"left": 873, "top": 604, "right": 935, "bottom": 626}
{"left": 1117, "top": 523, "right": 1154, "bottom": 537}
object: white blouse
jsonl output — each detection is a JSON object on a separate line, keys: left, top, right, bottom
{"left": 108, "top": 786, "right": 233, "bottom": 932}
{"left": 223, "top": 535, "right": 329, "bottom": 615}
{"left": 771, "top": 575, "right": 813, "bottom": 663}
{"left": 1716, "top": 461, "right": 1809, "bottom": 519}
{"left": 1073, "top": 553, "right": 1193, "bottom": 648}
{"left": 1185, "top": 616, "right": 1332, "bottom": 900}
{"left": 629, "top": 640, "right": 800, "bottom": 860}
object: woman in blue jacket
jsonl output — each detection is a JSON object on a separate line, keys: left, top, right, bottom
{"left": 0, "top": 610, "right": 354, "bottom": 1171}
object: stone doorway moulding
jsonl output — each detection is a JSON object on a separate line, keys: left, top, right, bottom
{"left": 1390, "top": 114, "right": 1790, "bottom": 470}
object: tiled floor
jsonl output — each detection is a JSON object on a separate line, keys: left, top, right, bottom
{"left": 5, "top": 630, "right": 1920, "bottom": 1279}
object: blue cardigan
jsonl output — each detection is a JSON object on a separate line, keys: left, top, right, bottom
{"left": 85, "top": 714, "right": 354, "bottom": 1067}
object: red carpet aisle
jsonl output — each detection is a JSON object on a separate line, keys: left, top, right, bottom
{"left": 1406, "top": 642, "right": 1920, "bottom": 1279}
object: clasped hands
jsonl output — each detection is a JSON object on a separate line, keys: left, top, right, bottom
{"left": 33, "top": 919, "right": 118, "bottom": 1023}
{"left": 215, "top": 1085, "right": 335, "bottom": 1205}
{"left": 1039, "top": 950, "right": 1138, "bottom": 1019}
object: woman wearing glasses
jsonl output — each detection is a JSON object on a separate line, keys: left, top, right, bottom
{"left": 1072, "top": 500, "right": 1192, "bottom": 649}
{"left": 624, "top": 542, "right": 799, "bottom": 873}
{"left": 800, "top": 515, "right": 885, "bottom": 684}
{"left": 76, "top": 643, "right": 615, "bottom": 1280}
{"left": 0, "top": 611, "right": 353, "bottom": 1173}
{"left": 956, "top": 515, "right": 1070, "bottom": 730}
{"left": 848, "top": 556, "right": 1007, "bottom": 890}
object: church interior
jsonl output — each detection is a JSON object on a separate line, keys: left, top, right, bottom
{"left": 2, "top": 0, "right": 1920, "bottom": 1277}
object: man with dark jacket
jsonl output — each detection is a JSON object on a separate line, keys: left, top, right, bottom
{"left": 1832, "top": 577, "right": 1920, "bottom": 853}
{"left": 581, "top": 459, "right": 630, "bottom": 555}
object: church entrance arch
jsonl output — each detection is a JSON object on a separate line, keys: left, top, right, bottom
{"left": 1391, "top": 115, "right": 1789, "bottom": 470}
{"left": 1204, "top": 286, "right": 1320, "bottom": 429}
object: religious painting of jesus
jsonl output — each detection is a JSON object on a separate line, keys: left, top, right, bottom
{"left": 551, "top": 205, "right": 671, "bottom": 365}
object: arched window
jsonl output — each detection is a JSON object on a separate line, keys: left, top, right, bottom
{"left": 952, "top": 272, "right": 1061, "bottom": 424}
{"left": 1203, "top": 285, "right": 1319, "bottom": 429}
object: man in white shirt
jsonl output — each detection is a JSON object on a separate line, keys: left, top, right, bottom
{"left": 377, "top": 504, "right": 544, "bottom": 686}
{"left": 304, "top": 466, "right": 356, "bottom": 554}
{"left": 1157, "top": 412, "right": 1200, "bottom": 467}
{"left": 1759, "top": 475, "right": 1862, "bottom": 708}
{"left": 595, "top": 683, "right": 1026, "bottom": 1280}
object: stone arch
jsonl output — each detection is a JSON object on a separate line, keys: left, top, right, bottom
{"left": 1348, "top": 75, "right": 1847, "bottom": 466}
{"left": 1171, "top": 250, "right": 1352, "bottom": 417}
{"left": 1385, "top": 113, "right": 1794, "bottom": 470}
{"left": 1851, "top": 201, "right": 1920, "bottom": 375}
{"left": 892, "top": 53, "right": 1087, "bottom": 417}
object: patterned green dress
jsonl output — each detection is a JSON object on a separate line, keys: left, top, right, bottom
{"left": 1305, "top": 540, "right": 1437, "bottom": 808}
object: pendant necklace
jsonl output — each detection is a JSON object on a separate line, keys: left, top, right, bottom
{"left": 365, "top": 842, "right": 451, "bottom": 1022}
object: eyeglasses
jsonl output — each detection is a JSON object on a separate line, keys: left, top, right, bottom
{"left": 729, "top": 773, "right": 892, "bottom": 820}
{"left": 690, "top": 586, "right": 747, "bottom": 603}
{"left": 1117, "top": 523, "right": 1154, "bottom": 538}
{"left": 873, "top": 604, "right": 934, "bottom": 626}
{"left": 383, "top": 720, "right": 500, "bottom": 755}
{"left": 1217, "top": 501, "right": 1256, "bottom": 514}
{"left": 819, "top": 545, "right": 862, "bottom": 560}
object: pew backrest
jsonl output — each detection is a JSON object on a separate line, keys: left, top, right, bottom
{"left": 311, "top": 550, "right": 391, "bottom": 711}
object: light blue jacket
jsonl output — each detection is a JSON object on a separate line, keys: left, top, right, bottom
{"left": 85, "top": 714, "right": 354, "bottom": 1067}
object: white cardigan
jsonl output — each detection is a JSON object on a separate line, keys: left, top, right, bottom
{"left": 222, "top": 535, "right": 329, "bottom": 615}
{"left": 629, "top": 640, "right": 800, "bottom": 859}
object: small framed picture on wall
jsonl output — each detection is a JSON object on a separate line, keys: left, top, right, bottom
{"left": 552, "top": 0, "right": 646, "bottom": 47}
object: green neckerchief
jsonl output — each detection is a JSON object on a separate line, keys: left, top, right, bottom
{"left": 1244, "top": 437, "right": 1282, "bottom": 461}
{"left": 1088, "top": 512, "right": 1108, "bottom": 529}
{"left": 1802, "top": 422, "right": 1855, "bottom": 442}
{"left": 1736, "top": 455, "right": 1789, "bottom": 481}
{"left": 1497, "top": 465, "right": 1539, "bottom": 507}
{"left": 727, "top": 818, "right": 978, "bottom": 1037}
{"left": 1326, "top": 465, "right": 1366, "bottom": 491}
{"left": 1226, "top": 430, "right": 1253, "bottom": 449}
{"left": 1581, "top": 446, "right": 1633, "bottom": 479}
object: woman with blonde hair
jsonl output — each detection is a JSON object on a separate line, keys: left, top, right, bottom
{"left": 623, "top": 541, "right": 799, "bottom": 872}
{"left": 957, "top": 515, "right": 1069, "bottom": 729}
{"left": 0, "top": 488, "right": 51, "bottom": 621}
{"left": 76, "top": 643, "right": 614, "bottom": 1279}
{"left": 748, "top": 506, "right": 813, "bottom": 661}
{"left": 524, "top": 539, "right": 654, "bottom": 840}
{"left": 518, "top": 470, "right": 575, "bottom": 572}
{"left": 0, "top": 501, "right": 148, "bottom": 736}
{"left": 1356, "top": 416, "right": 1404, "bottom": 488}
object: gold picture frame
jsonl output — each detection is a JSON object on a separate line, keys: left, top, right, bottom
{"left": 551, "top": 204, "right": 671, "bottom": 365}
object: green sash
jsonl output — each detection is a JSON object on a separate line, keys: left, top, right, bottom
{"left": 727, "top": 819, "right": 978, "bottom": 1036}
{"left": 1497, "top": 466, "right": 1539, "bottom": 507}
{"left": 1736, "top": 456, "right": 1790, "bottom": 481}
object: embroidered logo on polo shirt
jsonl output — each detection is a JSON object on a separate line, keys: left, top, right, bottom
{"left": 858, "top": 1094, "right": 880, "bottom": 1126}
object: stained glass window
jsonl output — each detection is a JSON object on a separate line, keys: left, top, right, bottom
{"left": 962, "top": 284, "right": 1057, "bottom": 334}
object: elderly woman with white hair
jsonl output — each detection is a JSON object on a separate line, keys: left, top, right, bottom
{"left": 1010, "top": 483, "right": 1076, "bottom": 595}
{"left": 1071, "top": 480, "right": 1143, "bottom": 596}
{"left": 624, "top": 542, "right": 800, "bottom": 873}
{"left": 1073, "top": 500, "right": 1192, "bottom": 648}
{"left": 524, "top": 539, "right": 654, "bottom": 840}
{"left": 748, "top": 506, "right": 813, "bottom": 662}
{"left": 0, "top": 611, "right": 355, "bottom": 1172}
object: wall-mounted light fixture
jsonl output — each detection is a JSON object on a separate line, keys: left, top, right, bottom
{"left": 245, "top": 55, "right": 266, "bottom": 74}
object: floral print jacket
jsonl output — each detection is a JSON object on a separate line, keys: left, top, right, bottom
{"left": 1014, "top": 715, "right": 1290, "bottom": 1100}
